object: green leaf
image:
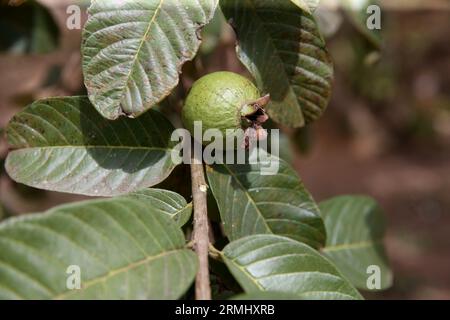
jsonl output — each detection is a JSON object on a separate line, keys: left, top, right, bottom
{"left": 222, "top": 235, "right": 362, "bottom": 299}
{"left": 272, "top": 131, "right": 294, "bottom": 164}
{"left": 319, "top": 195, "right": 393, "bottom": 290}
{"left": 206, "top": 154, "right": 325, "bottom": 249}
{"left": 0, "top": 191, "right": 196, "bottom": 300}
{"left": 199, "top": 6, "right": 226, "bottom": 55}
{"left": 126, "top": 189, "right": 192, "bottom": 227}
{"left": 82, "top": 0, "right": 219, "bottom": 120}
{"left": 5, "top": 96, "right": 178, "bottom": 196}
{"left": 231, "top": 291, "right": 301, "bottom": 300}
{"left": 221, "top": 0, "right": 333, "bottom": 128}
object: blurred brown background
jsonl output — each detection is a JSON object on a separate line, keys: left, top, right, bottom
{"left": 0, "top": 0, "right": 449, "bottom": 299}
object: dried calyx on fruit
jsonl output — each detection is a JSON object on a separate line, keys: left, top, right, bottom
{"left": 181, "top": 71, "right": 270, "bottom": 149}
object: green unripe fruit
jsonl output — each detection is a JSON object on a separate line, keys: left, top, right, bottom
{"left": 182, "top": 71, "right": 269, "bottom": 148}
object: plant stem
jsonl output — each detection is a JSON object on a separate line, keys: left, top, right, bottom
{"left": 190, "top": 146, "right": 211, "bottom": 300}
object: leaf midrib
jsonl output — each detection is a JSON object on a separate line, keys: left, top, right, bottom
{"left": 54, "top": 248, "right": 185, "bottom": 300}
{"left": 223, "top": 253, "right": 360, "bottom": 299}
{"left": 223, "top": 253, "right": 266, "bottom": 291}
{"left": 118, "top": 0, "right": 164, "bottom": 110}
{"left": 218, "top": 164, "right": 272, "bottom": 236}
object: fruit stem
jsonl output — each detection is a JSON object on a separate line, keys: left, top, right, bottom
{"left": 241, "top": 94, "right": 271, "bottom": 149}
{"left": 190, "top": 141, "right": 211, "bottom": 300}
{"left": 240, "top": 93, "right": 271, "bottom": 118}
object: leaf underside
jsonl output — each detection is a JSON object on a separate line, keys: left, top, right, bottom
{"left": 206, "top": 154, "right": 326, "bottom": 249}
{"left": 6, "top": 96, "right": 178, "bottom": 196}
{"left": 320, "top": 195, "right": 393, "bottom": 290}
{"left": 221, "top": 0, "right": 333, "bottom": 127}
{"left": 222, "top": 235, "right": 362, "bottom": 300}
{"left": 0, "top": 190, "right": 196, "bottom": 300}
{"left": 82, "top": 0, "right": 218, "bottom": 119}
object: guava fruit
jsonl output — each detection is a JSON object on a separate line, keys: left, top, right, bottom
{"left": 181, "top": 71, "right": 270, "bottom": 148}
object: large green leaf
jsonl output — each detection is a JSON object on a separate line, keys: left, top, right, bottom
{"left": 221, "top": 0, "right": 333, "bottom": 127}
{"left": 82, "top": 0, "right": 218, "bottom": 119}
{"left": 0, "top": 190, "right": 196, "bottom": 300}
{"left": 319, "top": 195, "right": 393, "bottom": 290}
{"left": 206, "top": 155, "right": 325, "bottom": 249}
{"left": 222, "top": 235, "right": 362, "bottom": 299}
{"left": 5, "top": 96, "right": 178, "bottom": 196}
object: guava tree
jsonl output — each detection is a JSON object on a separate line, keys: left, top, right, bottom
{"left": 0, "top": 0, "right": 392, "bottom": 300}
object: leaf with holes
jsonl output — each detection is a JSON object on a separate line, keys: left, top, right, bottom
{"left": 222, "top": 235, "right": 362, "bottom": 299}
{"left": 221, "top": 0, "right": 333, "bottom": 127}
{"left": 82, "top": 0, "right": 218, "bottom": 119}
{"left": 5, "top": 96, "right": 178, "bottom": 196}
{"left": 0, "top": 190, "right": 196, "bottom": 299}
{"left": 206, "top": 153, "right": 325, "bottom": 249}
{"left": 319, "top": 195, "right": 393, "bottom": 290}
